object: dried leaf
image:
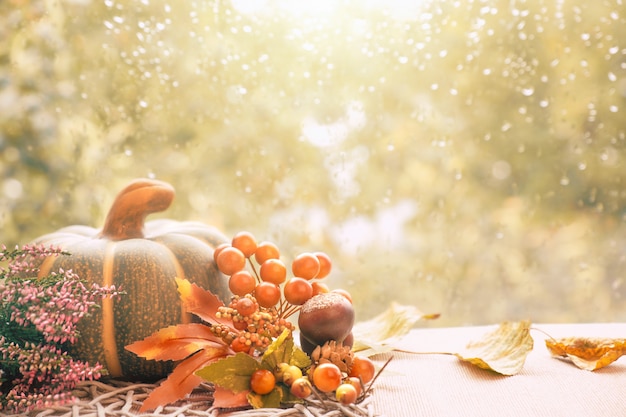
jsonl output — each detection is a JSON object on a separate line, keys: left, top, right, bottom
{"left": 289, "top": 344, "right": 312, "bottom": 369}
{"left": 139, "top": 347, "right": 231, "bottom": 412}
{"left": 195, "top": 352, "right": 260, "bottom": 393}
{"left": 247, "top": 388, "right": 283, "bottom": 409}
{"left": 545, "top": 337, "right": 626, "bottom": 371}
{"left": 261, "top": 329, "right": 310, "bottom": 371}
{"left": 455, "top": 320, "right": 533, "bottom": 375}
{"left": 261, "top": 328, "right": 293, "bottom": 370}
{"left": 175, "top": 277, "right": 233, "bottom": 328}
{"left": 351, "top": 302, "right": 440, "bottom": 355}
{"left": 213, "top": 386, "right": 251, "bottom": 409}
{"left": 125, "top": 323, "right": 227, "bottom": 361}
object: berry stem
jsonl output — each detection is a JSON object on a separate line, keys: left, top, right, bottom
{"left": 308, "top": 385, "right": 330, "bottom": 408}
{"left": 277, "top": 297, "right": 289, "bottom": 317}
{"left": 358, "top": 355, "right": 393, "bottom": 403}
{"left": 281, "top": 304, "right": 302, "bottom": 319}
{"left": 247, "top": 259, "right": 262, "bottom": 284}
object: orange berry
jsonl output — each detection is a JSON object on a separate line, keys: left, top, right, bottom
{"left": 312, "top": 363, "right": 342, "bottom": 393}
{"left": 282, "top": 365, "right": 303, "bottom": 386}
{"left": 232, "top": 231, "right": 257, "bottom": 258}
{"left": 229, "top": 270, "right": 256, "bottom": 296}
{"left": 345, "top": 376, "right": 363, "bottom": 397}
{"left": 290, "top": 377, "right": 312, "bottom": 398}
{"left": 217, "top": 246, "right": 246, "bottom": 275}
{"left": 349, "top": 356, "right": 375, "bottom": 384}
{"left": 260, "top": 258, "right": 287, "bottom": 285}
{"left": 254, "top": 241, "right": 280, "bottom": 264}
{"left": 311, "top": 282, "right": 330, "bottom": 296}
{"left": 250, "top": 369, "right": 276, "bottom": 395}
{"left": 274, "top": 362, "right": 291, "bottom": 381}
{"left": 284, "top": 278, "right": 313, "bottom": 305}
{"left": 231, "top": 338, "right": 249, "bottom": 353}
{"left": 291, "top": 252, "right": 321, "bottom": 280}
{"left": 213, "top": 243, "right": 230, "bottom": 264}
{"left": 233, "top": 319, "right": 248, "bottom": 330}
{"left": 235, "top": 297, "right": 256, "bottom": 316}
{"left": 336, "top": 383, "right": 358, "bottom": 405}
{"left": 314, "top": 252, "right": 332, "bottom": 278}
{"left": 255, "top": 282, "right": 281, "bottom": 308}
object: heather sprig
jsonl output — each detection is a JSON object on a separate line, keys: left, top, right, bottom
{"left": 0, "top": 338, "right": 105, "bottom": 414}
{"left": 0, "top": 244, "right": 70, "bottom": 279}
{"left": 0, "top": 244, "right": 121, "bottom": 414}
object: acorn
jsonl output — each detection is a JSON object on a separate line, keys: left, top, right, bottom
{"left": 298, "top": 292, "right": 355, "bottom": 355}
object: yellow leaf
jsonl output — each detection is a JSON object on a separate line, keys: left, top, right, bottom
{"left": 545, "top": 337, "right": 626, "bottom": 371}
{"left": 351, "top": 302, "right": 440, "bottom": 355}
{"left": 455, "top": 320, "right": 533, "bottom": 375}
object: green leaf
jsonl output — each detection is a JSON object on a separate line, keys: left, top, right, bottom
{"left": 260, "top": 329, "right": 312, "bottom": 372}
{"left": 261, "top": 329, "right": 292, "bottom": 370}
{"left": 247, "top": 386, "right": 283, "bottom": 409}
{"left": 290, "top": 346, "right": 312, "bottom": 369}
{"left": 278, "top": 383, "right": 303, "bottom": 405}
{"left": 196, "top": 352, "right": 260, "bottom": 393}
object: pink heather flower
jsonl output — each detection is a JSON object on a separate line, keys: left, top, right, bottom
{"left": 0, "top": 244, "right": 68, "bottom": 279}
{"left": 1, "top": 244, "right": 120, "bottom": 414}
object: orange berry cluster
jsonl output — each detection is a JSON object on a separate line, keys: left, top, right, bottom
{"left": 212, "top": 231, "right": 333, "bottom": 354}
{"left": 251, "top": 356, "right": 377, "bottom": 406}
{"left": 212, "top": 301, "right": 293, "bottom": 352}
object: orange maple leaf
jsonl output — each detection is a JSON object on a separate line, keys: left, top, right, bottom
{"left": 545, "top": 337, "right": 626, "bottom": 371}
{"left": 126, "top": 323, "right": 228, "bottom": 362}
{"left": 175, "top": 277, "right": 234, "bottom": 328}
{"left": 213, "top": 386, "right": 251, "bottom": 409}
{"left": 139, "top": 347, "right": 233, "bottom": 412}
{"left": 125, "top": 278, "right": 237, "bottom": 411}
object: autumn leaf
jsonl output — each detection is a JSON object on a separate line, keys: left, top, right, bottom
{"left": 213, "top": 386, "right": 250, "bottom": 409}
{"left": 125, "top": 281, "right": 236, "bottom": 412}
{"left": 545, "top": 337, "right": 626, "bottom": 371}
{"left": 262, "top": 328, "right": 292, "bottom": 368}
{"left": 196, "top": 352, "right": 261, "bottom": 393}
{"left": 196, "top": 330, "right": 309, "bottom": 409}
{"left": 196, "top": 353, "right": 286, "bottom": 409}
{"left": 175, "top": 277, "right": 233, "bottom": 328}
{"left": 139, "top": 347, "right": 232, "bottom": 412}
{"left": 289, "top": 344, "right": 312, "bottom": 369}
{"left": 455, "top": 320, "right": 533, "bottom": 375}
{"left": 351, "top": 302, "right": 440, "bottom": 356}
{"left": 126, "top": 323, "right": 228, "bottom": 361}
{"left": 247, "top": 388, "right": 283, "bottom": 409}
{"left": 261, "top": 329, "right": 311, "bottom": 371}
{"left": 277, "top": 383, "right": 302, "bottom": 405}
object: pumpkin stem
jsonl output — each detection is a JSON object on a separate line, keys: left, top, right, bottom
{"left": 99, "top": 178, "right": 175, "bottom": 240}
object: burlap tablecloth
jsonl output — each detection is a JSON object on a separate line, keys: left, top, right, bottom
{"left": 369, "top": 323, "right": 626, "bottom": 417}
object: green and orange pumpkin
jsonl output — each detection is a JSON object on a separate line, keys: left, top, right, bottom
{"left": 28, "top": 178, "right": 230, "bottom": 381}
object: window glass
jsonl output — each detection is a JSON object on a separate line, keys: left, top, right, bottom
{"left": 1, "top": 0, "right": 625, "bottom": 325}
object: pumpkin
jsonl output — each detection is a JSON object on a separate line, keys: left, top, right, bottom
{"left": 28, "top": 178, "right": 230, "bottom": 381}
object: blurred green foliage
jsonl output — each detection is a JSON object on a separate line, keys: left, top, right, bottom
{"left": 1, "top": 0, "right": 625, "bottom": 325}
